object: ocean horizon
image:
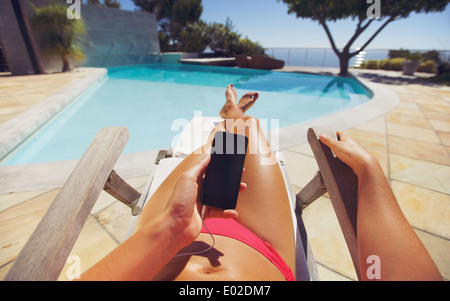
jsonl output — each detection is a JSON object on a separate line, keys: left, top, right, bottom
{"left": 264, "top": 48, "right": 449, "bottom": 68}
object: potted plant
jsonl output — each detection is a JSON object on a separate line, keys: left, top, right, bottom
{"left": 402, "top": 52, "right": 422, "bottom": 75}
{"left": 31, "top": 1, "right": 85, "bottom": 72}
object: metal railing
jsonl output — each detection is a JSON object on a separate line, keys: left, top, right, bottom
{"left": 264, "top": 48, "right": 450, "bottom": 68}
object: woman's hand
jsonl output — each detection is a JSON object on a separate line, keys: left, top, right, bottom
{"left": 163, "top": 154, "right": 241, "bottom": 249}
{"left": 319, "top": 131, "right": 376, "bottom": 176}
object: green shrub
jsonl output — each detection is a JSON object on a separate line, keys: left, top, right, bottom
{"left": 364, "top": 60, "right": 379, "bottom": 69}
{"left": 382, "top": 58, "right": 405, "bottom": 71}
{"left": 405, "top": 52, "right": 422, "bottom": 61}
{"left": 389, "top": 49, "right": 410, "bottom": 59}
{"left": 417, "top": 60, "right": 438, "bottom": 73}
{"left": 421, "top": 50, "right": 440, "bottom": 64}
{"left": 236, "top": 37, "right": 265, "bottom": 56}
{"left": 378, "top": 58, "right": 389, "bottom": 70}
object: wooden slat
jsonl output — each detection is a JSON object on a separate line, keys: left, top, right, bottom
{"left": 296, "top": 171, "right": 327, "bottom": 212}
{"left": 5, "top": 127, "right": 129, "bottom": 281}
{"left": 104, "top": 170, "right": 141, "bottom": 216}
{"left": 307, "top": 127, "right": 361, "bottom": 280}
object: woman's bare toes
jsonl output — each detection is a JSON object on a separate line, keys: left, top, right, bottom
{"left": 225, "top": 84, "right": 237, "bottom": 102}
{"left": 237, "top": 92, "right": 259, "bottom": 113}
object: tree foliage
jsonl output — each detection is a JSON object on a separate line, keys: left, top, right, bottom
{"left": 280, "top": 0, "right": 449, "bottom": 75}
{"left": 87, "top": 0, "right": 121, "bottom": 9}
{"left": 103, "top": 0, "right": 121, "bottom": 9}
{"left": 134, "top": 1, "right": 265, "bottom": 56}
{"left": 134, "top": 0, "right": 203, "bottom": 51}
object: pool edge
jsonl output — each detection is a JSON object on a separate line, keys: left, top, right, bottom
{"left": 0, "top": 68, "right": 108, "bottom": 161}
{"left": 269, "top": 73, "right": 399, "bottom": 150}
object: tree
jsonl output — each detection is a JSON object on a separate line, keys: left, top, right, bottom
{"left": 178, "top": 20, "right": 210, "bottom": 52}
{"left": 87, "top": 0, "right": 101, "bottom": 6}
{"left": 134, "top": 0, "right": 203, "bottom": 51}
{"left": 87, "top": 0, "right": 121, "bottom": 9}
{"left": 280, "top": 0, "right": 449, "bottom": 76}
{"left": 236, "top": 37, "right": 265, "bottom": 56}
{"left": 32, "top": 1, "right": 85, "bottom": 72}
{"left": 207, "top": 18, "right": 240, "bottom": 56}
{"left": 104, "top": 0, "right": 121, "bottom": 9}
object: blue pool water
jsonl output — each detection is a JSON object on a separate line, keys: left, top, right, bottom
{"left": 1, "top": 63, "right": 372, "bottom": 165}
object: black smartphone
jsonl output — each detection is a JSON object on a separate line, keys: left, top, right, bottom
{"left": 201, "top": 131, "right": 248, "bottom": 210}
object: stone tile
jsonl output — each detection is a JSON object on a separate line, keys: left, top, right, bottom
{"left": 0, "top": 104, "right": 28, "bottom": 115}
{"left": 0, "top": 190, "right": 59, "bottom": 268}
{"left": 418, "top": 103, "right": 450, "bottom": 114}
{"left": 345, "top": 128, "right": 387, "bottom": 152}
{"left": 91, "top": 190, "right": 118, "bottom": 215}
{"left": 421, "top": 109, "right": 450, "bottom": 122}
{"left": 57, "top": 216, "right": 119, "bottom": 280}
{"left": 436, "top": 131, "right": 450, "bottom": 146}
{"left": 287, "top": 143, "right": 314, "bottom": 157}
{"left": 391, "top": 181, "right": 450, "bottom": 239}
{"left": 390, "top": 154, "right": 450, "bottom": 194}
{"left": 388, "top": 135, "right": 450, "bottom": 165}
{"left": 354, "top": 115, "right": 386, "bottom": 135}
{"left": 396, "top": 101, "right": 420, "bottom": 110}
{"left": 429, "top": 120, "right": 450, "bottom": 133}
{"left": 388, "top": 106, "right": 425, "bottom": 118}
{"left": 387, "top": 123, "right": 441, "bottom": 143}
{"left": 282, "top": 150, "right": 319, "bottom": 188}
{"left": 0, "top": 96, "right": 22, "bottom": 108}
{"left": 14, "top": 93, "right": 49, "bottom": 106}
{"left": 0, "top": 83, "right": 27, "bottom": 95}
{"left": 302, "top": 196, "right": 358, "bottom": 280}
{"left": 0, "top": 189, "right": 49, "bottom": 212}
{"left": 432, "top": 89, "right": 450, "bottom": 98}
{"left": 94, "top": 201, "right": 133, "bottom": 243}
{"left": 414, "top": 229, "right": 450, "bottom": 280}
{"left": 316, "top": 265, "right": 353, "bottom": 281}
{"left": 387, "top": 112, "right": 431, "bottom": 129}
{"left": 412, "top": 96, "right": 449, "bottom": 107}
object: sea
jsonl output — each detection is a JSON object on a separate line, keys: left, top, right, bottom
{"left": 264, "top": 48, "right": 448, "bottom": 68}
{"left": 264, "top": 48, "right": 389, "bottom": 68}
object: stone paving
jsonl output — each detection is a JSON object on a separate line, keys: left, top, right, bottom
{"left": 0, "top": 67, "right": 449, "bottom": 281}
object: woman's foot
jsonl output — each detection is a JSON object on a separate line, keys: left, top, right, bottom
{"left": 220, "top": 84, "right": 241, "bottom": 119}
{"left": 220, "top": 84, "right": 258, "bottom": 119}
{"left": 237, "top": 92, "right": 258, "bottom": 114}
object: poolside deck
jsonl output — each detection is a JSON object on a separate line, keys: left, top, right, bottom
{"left": 0, "top": 66, "right": 449, "bottom": 281}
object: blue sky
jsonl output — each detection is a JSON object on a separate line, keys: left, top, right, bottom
{"left": 113, "top": 0, "right": 450, "bottom": 50}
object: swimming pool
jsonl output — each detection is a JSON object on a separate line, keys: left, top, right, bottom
{"left": 1, "top": 63, "right": 372, "bottom": 165}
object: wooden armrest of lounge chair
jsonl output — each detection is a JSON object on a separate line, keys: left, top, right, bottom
{"left": 296, "top": 128, "right": 360, "bottom": 280}
{"left": 5, "top": 127, "right": 132, "bottom": 281}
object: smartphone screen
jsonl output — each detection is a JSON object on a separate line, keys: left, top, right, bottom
{"left": 201, "top": 131, "right": 248, "bottom": 210}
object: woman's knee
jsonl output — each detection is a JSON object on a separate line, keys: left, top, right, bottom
{"left": 224, "top": 116, "right": 260, "bottom": 137}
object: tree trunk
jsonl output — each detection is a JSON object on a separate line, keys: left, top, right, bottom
{"left": 61, "top": 54, "right": 71, "bottom": 72}
{"left": 338, "top": 52, "right": 351, "bottom": 77}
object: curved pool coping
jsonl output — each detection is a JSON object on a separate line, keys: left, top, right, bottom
{"left": 271, "top": 75, "right": 399, "bottom": 149}
{"left": 0, "top": 68, "right": 398, "bottom": 193}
